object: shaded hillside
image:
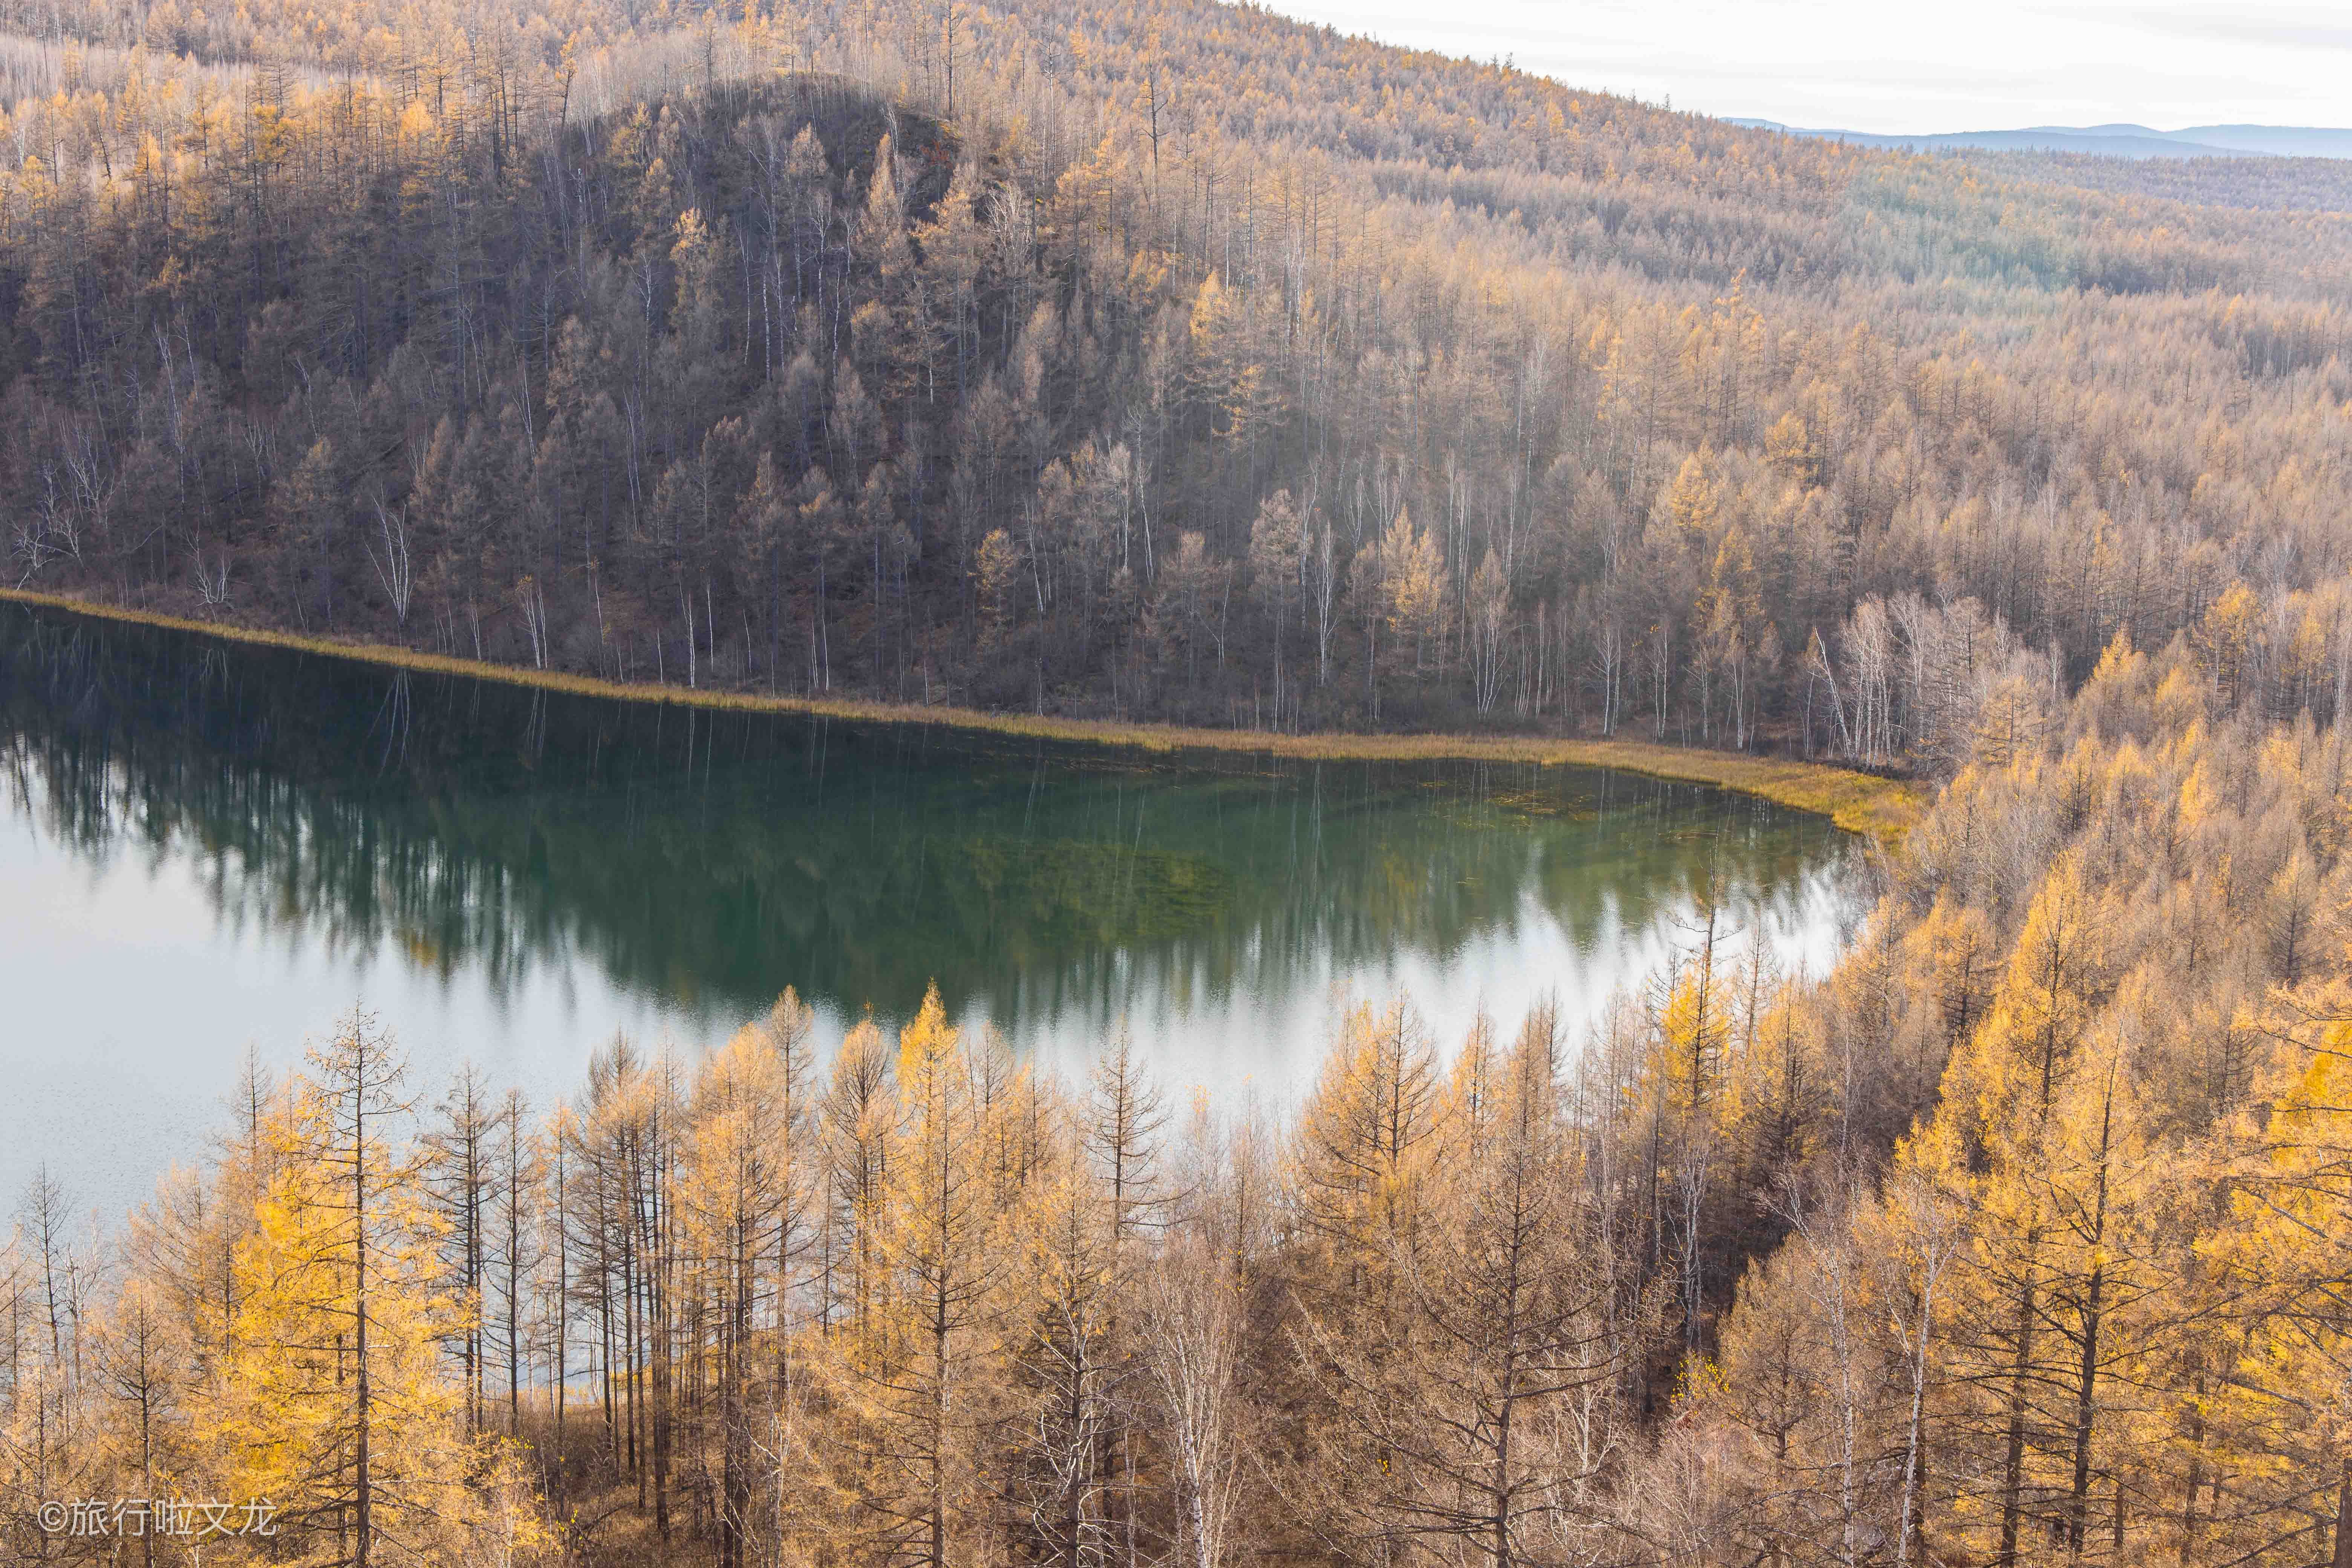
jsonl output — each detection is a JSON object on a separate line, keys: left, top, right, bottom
{"left": 1, "top": 0, "right": 2350, "bottom": 771}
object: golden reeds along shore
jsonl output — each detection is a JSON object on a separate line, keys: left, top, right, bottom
{"left": 0, "top": 586, "right": 1920, "bottom": 843}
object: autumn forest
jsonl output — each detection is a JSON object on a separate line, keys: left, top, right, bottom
{"left": 7, "top": 0, "right": 2352, "bottom": 1561}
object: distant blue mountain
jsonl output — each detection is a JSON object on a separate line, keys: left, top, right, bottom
{"left": 1724, "top": 119, "right": 2352, "bottom": 161}
{"left": 2168, "top": 125, "right": 2352, "bottom": 158}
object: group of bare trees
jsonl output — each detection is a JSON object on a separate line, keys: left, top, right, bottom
{"left": 0, "top": 966, "right": 1749, "bottom": 1566}
{"left": 3, "top": 0, "right": 2350, "bottom": 751}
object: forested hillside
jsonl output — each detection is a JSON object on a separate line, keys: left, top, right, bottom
{"left": 5, "top": 0, "right": 2351, "bottom": 753}
{"left": 1972, "top": 145, "right": 2352, "bottom": 215}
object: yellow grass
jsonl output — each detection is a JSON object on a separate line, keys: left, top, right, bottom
{"left": 1, "top": 587, "right": 1923, "bottom": 843}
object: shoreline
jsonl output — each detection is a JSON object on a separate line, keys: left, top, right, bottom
{"left": 0, "top": 586, "right": 1922, "bottom": 843}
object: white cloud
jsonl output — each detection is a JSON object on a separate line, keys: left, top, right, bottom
{"left": 1261, "top": 0, "right": 2346, "bottom": 133}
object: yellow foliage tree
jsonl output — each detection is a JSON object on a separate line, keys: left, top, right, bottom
{"left": 215, "top": 1010, "right": 481, "bottom": 1567}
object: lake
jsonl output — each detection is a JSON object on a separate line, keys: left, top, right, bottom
{"left": 0, "top": 601, "right": 1867, "bottom": 1217}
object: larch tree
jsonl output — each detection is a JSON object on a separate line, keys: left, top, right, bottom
{"left": 1296, "top": 1005, "right": 1634, "bottom": 1566}
{"left": 679, "top": 993, "right": 814, "bottom": 1568}
{"left": 842, "top": 985, "right": 1006, "bottom": 1566}
{"left": 218, "top": 1008, "right": 467, "bottom": 1567}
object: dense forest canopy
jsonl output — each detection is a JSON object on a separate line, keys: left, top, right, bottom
{"left": 2, "top": 0, "right": 2349, "bottom": 756}
{"left": 1968, "top": 145, "right": 2352, "bottom": 217}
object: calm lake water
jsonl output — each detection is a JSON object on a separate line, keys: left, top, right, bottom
{"left": 0, "top": 602, "right": 1867, "bottom": 1217}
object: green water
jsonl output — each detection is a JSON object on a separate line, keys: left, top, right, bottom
{"left": 0, "top": 603, "right": 1863, "bottom": 1212}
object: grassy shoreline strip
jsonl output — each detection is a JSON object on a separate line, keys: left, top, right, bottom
{"left": 0, "top": 586, "right": 1921, "bottom": 842}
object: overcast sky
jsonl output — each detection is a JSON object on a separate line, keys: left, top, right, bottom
{"left": 1260, "top": 1, "right": 2352, "bottom": 134}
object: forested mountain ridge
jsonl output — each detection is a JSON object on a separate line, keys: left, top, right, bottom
{"left": 5, "top": 0, "right": 2351, "bottom": 759}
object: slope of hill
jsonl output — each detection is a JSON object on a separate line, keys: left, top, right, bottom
{"left": 1969, "top": 146, "right": 2352, "bottom": 214}
{"left": 0, "top": 0, "right": 2349, "bottom": 763}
